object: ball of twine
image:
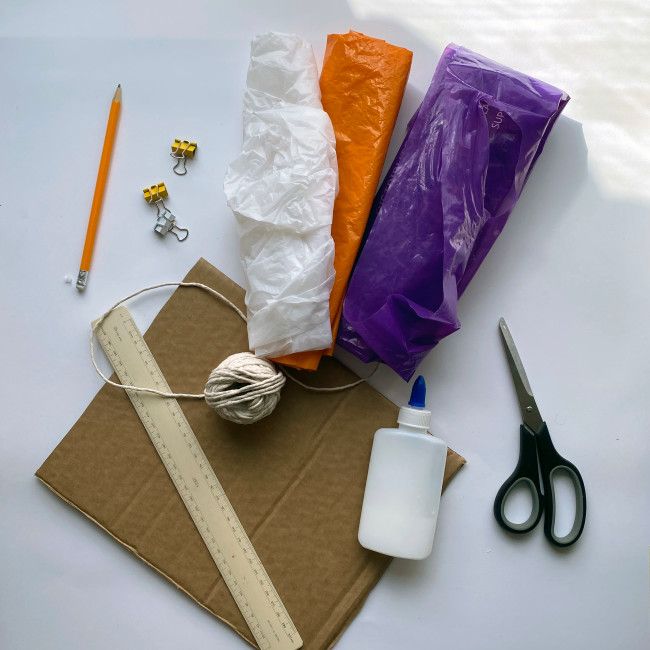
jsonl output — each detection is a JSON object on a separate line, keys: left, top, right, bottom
{"left": 204, "top": 352, "right": 286, "bottom": 424}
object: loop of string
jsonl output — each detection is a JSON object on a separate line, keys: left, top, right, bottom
{"left": 90, "top": 282, "right": 376, "bottom": 401}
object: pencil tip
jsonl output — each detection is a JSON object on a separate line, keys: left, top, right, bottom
{"left": 114, "top": 84, "right": 122, "bottom": 101}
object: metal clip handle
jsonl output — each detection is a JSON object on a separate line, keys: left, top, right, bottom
{"left": 170, "top": 223, "right": 189, "bottom": 241}
{"left": 153, "top": 203, "right": 189, "bottom": 242}
{"left": 171, "top": 154, "right": 188, "bottom": 176}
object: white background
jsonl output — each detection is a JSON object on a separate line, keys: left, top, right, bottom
{"left": 1, "top": 1, "right": 648, "bottom": 648}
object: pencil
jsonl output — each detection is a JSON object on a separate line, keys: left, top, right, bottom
{"left": 76, "top": 84, "right": 122, "bottom": 290}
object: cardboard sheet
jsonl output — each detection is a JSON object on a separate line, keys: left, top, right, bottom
{"left": 36, "top": 258, "right": 465, "bottom": 649}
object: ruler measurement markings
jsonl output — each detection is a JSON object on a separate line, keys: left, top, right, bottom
{"left": 99, "top": 322, "right": 270, "bottom": 644}
{"left": 95, "top": 307, "right": 300, "bottom": 650}
{"left": 114, "top": 317, "right": 297, "bottom": 639}
{"left": 131, "top": 383, "right": 268, "bottom": 646}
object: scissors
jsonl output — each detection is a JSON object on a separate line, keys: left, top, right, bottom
{"left": 494, "top": 318, "right": 586, "bottom": 548}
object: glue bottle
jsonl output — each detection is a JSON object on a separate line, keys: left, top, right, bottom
{"left": 358, "top": 376, "right": 447, "bottom": 560}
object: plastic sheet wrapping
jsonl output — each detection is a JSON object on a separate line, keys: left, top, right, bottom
{"left": 224, "top": 32, "right": 338, "bottom": 358}
{"left": 273, "top": 31, "right": 412, "bottom": 371}
{"left": 338, "top": 44, "right": 569, "bottom": 380}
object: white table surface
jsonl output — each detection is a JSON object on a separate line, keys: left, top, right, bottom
{"left": 1, "top": 1, "right": 649, "bottom": 648}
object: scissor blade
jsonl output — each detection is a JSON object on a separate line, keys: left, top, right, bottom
{"left": 498, "top": 318, "right": 544, "bottom": 432}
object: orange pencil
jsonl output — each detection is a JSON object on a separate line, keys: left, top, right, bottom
{"left": 76, "top": 84, "right": 122, "bottom": 290}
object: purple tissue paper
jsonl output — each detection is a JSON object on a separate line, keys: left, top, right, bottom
{"left": 337, "top": 44, "right": 569, "bottom": 380}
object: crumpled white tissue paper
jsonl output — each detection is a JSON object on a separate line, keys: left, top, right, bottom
{"left": 224, "top": 32, "right": 338, "bottom": 359}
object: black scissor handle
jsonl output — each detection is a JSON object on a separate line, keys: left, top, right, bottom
{"left": 536, "top": 423, "right": 587, "bottom": 548}
{"left": 493, "top": 425, "right": 543, "bottom": 535}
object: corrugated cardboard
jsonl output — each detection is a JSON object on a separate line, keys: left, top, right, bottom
{"left": 36, "top": 258, "right": 465, "bottom": 649}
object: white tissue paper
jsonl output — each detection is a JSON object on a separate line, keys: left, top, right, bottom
{"left": 224, "top": 32, "right": 338, "bottom": 359}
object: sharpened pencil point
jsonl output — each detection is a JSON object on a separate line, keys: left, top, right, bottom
{"left": 114, "top": 84, "right": 122, "bottom": 102}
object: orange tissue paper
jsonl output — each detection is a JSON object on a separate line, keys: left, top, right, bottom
{"left": 274, "top": 30, "right": 413, "bottom": 371}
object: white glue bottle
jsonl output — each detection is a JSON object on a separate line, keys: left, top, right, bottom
{"left": 358, "top": 376, "right": 447, "bottom": 560}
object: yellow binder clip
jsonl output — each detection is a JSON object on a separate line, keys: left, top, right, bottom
{"left": 170, "top": 139, "right": 197, "bottom": 176}
{"left": 142, "top": 183, "right": 189, "bottom": 242}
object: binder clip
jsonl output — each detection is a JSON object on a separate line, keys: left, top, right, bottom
{"left": 142, "top": 183, "right": 189, "bottom": 242}
{"left": 170, "top": 139, "right": 197, "bottom": 176}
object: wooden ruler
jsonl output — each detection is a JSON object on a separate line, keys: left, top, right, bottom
{"left": 95, "top": 306, "right": 302, "bottom": 650}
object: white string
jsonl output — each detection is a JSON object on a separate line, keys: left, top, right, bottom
{"left": 90, "top": 282, "right": 376, "bottom": 401}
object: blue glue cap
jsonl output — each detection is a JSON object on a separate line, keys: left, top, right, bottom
{"left": 408, "top": 375, "right": 427, "bottom": 408}
{"left": 398, "top": 375, "right": 431, "bottom": 431}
